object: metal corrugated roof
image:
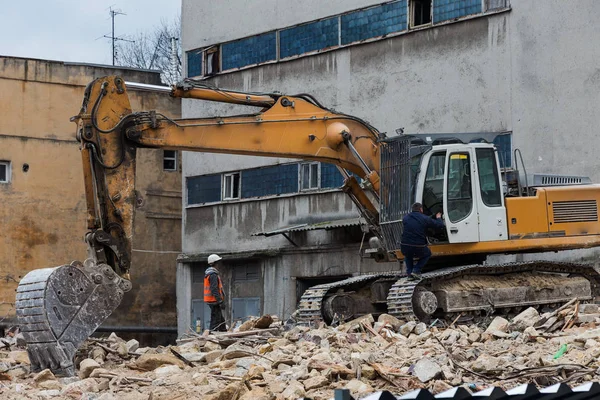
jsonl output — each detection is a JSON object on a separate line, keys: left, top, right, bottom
{"left": 327, "top": 382, "right": 600, "bottom": 400}
{"left": 252, "top": 217, "right": 364, "bottom": 237}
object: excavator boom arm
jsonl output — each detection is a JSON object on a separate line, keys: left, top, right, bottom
{"left": 15, "top": 75, "right": 384, "bottom": 376}
{"left": 79, "top": 76, "right": 382, "bottom": 276}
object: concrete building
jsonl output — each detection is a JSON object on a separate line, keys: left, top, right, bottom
{"left": 0, "top": 56, "right": 181, "bottom": 341}
{"left": 177, "top": 0, "right": 600, "bottom": 333}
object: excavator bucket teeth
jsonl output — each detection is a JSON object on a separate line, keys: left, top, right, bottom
{"left": 16, "top": 262, "right": 128, "bottom": 376}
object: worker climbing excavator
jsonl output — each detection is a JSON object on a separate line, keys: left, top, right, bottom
{"left": 15, "top": 76, "right": 600, "bottom": 375}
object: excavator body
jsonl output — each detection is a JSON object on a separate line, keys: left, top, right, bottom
{"left": 15, "top": 76, "right": 600, "bottom": 375}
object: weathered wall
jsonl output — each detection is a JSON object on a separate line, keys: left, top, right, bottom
{"left": 184, "top": 191, "right": 360, "bottom": 254}
{"left": 178, "top": 0, "right": 600, "bottom": 328}
{"left": 0, "top": 56, "right": 181, "bottom": 331}
{"left": 183, "top": 0, "right": 600, "bottom": 181}
{"left": 182, "top": 0, "right": 385, "bottom": 50}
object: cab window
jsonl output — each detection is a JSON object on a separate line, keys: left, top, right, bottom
{"left": 422, "top": 151, "right": 446, "bottom": 216}
{"left": 447, "top": 152, "right": 472, "bottom": 222}
{"left": 476, "top": 148, "right": 502, "bottom": 207}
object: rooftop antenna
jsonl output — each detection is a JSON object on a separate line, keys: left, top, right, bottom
{"left": 103, "top": 6, "right": 134, "bottom": 65}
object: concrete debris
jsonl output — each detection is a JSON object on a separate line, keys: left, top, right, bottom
{"left": 509, "top": 307, "right": 541, "bottom": 332}
{"left": 377, "top": 314, "right": 403, "bottom": 331}
{"left": 413, "top": 358, "right": 442, "bottom": 382}
{"left": 78, "top": 358, "right": 101, "bottom": 379}
{"left": 3, "top": 305, "right": 600, "bottom": 398}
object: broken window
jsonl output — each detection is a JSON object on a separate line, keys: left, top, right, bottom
{"left": 300, "top": 162, "right": 320, "bottom": 191}
{"left": 410, "top": 0, "right": 432, "bottom": 27}
{"left": 0, "top": 161, "right": 10, "bottom": 183}
{"left": 204, "top": 46, "right": 220, "bottom": 75}
{"left": 163, "top": 150, "right": 177, "bottom": 171}
{"left": 223, "top": 172, "right": 241, "bottom": 200}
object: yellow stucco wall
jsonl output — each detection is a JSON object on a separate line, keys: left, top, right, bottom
{"left": 0, "top": 56, "right": 181, "bottom": 330}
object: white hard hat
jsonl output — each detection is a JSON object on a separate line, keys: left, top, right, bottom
{"left": 208, "top": 254, "right": 222, "bottom": 264}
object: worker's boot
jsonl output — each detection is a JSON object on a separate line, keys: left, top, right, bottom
{"left": 409, "top": 272, "right": 422, "bottom": 281}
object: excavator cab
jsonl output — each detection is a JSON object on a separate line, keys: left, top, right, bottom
{"left": 413, "top": 143, "right": 508, "bottom": 245}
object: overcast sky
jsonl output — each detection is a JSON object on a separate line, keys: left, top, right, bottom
{"left": 0, "top": 1, "right": 181, "bottom": 65}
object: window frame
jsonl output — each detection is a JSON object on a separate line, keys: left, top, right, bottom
{"left": 475, "top": 148, "right": 503, "bottom": 207}
{"left": 222, "top": 172, "right": 241, "bottom": 200}
{"left": 204, "top": 46, "right": 221, "bottom": 76}
{"left": 163, "top": 150, "right": 177, "bottom": 172}
{"left": 233, "top": 264, "right": 260, "bottom": 282}
{"left": 0, "top": 161, "right": 10, "bottom": 183}
{"left": 446, "top": 152, "right": 474, "bottom": 223}
{"left": 299, "top": 162, "right": 321, "bottom": 191}
{"left": 410, "top": 0, "right": 433, "bottom": 28}
{"left": 422, "top": 151, "right": 446, "bottom": 216}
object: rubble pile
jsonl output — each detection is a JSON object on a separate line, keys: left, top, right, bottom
{"left": 2, "top": 301, "right": 600, "bottom": 399}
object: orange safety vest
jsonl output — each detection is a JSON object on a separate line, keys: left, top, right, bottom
{"left": 204, "top": 274, "right": 224, "bottom": 303}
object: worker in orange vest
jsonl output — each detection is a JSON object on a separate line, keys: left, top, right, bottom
{"left": 204, "top": 254, "right": 226, "bottom": 331}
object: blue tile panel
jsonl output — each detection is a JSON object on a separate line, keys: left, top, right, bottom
{"left": 186, "top": 49, "right": 202, "bottom": 77}
{"left": 221, "top": 31, "right": 277, "bottom": 70}
{"left": 321, "top": 163, "right": 346, "bottom": 188}
{"left": 492, "top": 134, "right": 512, "bottom": 168}
{"left": 433, "top": 0, "right": 482, "bottom": 23}
{"left": 280, "top": 17, "right": 339, "bottom": 59}
{"left": 241, "top": 164, "right": 299, "bottom": 198}
{"left": 341, "top": 1, "right": 407, "bottom": 45}
{"left": 187, "top": 174, "right": 221, "bottom": 205}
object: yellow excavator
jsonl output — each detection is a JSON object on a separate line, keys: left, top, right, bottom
{"left": 16, "top": 76, "right": 600, "bottom": 375}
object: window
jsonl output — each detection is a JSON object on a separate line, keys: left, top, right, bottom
{"left": 232, "top": 297, "right": 261, "bottom": 322}
{"left": 410, "top": 0, "right": 432, "bottom": 27}
{"left": 0, "top": 161, "right": 10, "bottom": 183}
{"left": 341, "top": 2, "right": 407, "bottom": 45}
{"left": 222, "top": 32, "right": 277, "bottom": 70}
{"left": 233, "top": 264, "right": 260, "bottom": 281}
{"left": 223, "top": 172, "right": 241, "bottom": 200}
{"left": 163, "top": 150, "right": 177, "bottom": 171}
{"left": 422, "top": 152, "right": 446, "bottom": 215}
{"left": 320, "top": 163, "right": 345, "bottom": 189}
{"left": 476, "top": 148, "right": 502, "bottom": 207}
{"left": 300, "top": 162, "right": 320, "bottom": 191}
{"left": 447, "top": 153, "right": 473, "bottom": 222}
{"left": 204, "top": 46, "right": 220, "bottom": 75}
{"left": 186, "top": 49, "right": 202, "bottom": 78}
{"left": 493, "top": 134, "right": 512, "bottom": 169}
{"left": 240, "top": 164, "right": 299, "bottom": 198}
{"left": 187, "top": 174, "right": 221, "bottom": 205}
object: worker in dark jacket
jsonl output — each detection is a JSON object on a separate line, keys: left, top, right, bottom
{"left": 204, "top": 254, "right": 226, "bottom": 331}
{"left": 401, "top": 202, "right": 445, "bottom": 280}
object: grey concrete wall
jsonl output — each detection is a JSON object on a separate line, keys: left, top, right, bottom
{"left": 179, "top": 0, "right": 600, "bottom": 323}
{"left": 184, "top": 191, "right": 360, "bottom": 254}
{"left": 182, "top": 0, "right": 386, "bottom": 51}
{"left": 182, "top": 0, "right": 600, "bottom": 181}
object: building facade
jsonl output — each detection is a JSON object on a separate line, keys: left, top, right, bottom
{"left": 0, "top": 56, "right": 181, "bottom": 340}
{"left": 178, "top": 0, "right": 600, "bottom": 333}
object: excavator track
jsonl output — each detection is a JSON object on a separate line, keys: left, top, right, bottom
{"left": 16, "top": 260, "right": 132, "bottom": 376}
{"left": 297, "top": 261, "right": 600, "bottom": 325}
{"left": 297, "top": 272, "right": 403, "bottom": 325}
{"left": 389, "top": 260, "right": 600, "bottom": 321}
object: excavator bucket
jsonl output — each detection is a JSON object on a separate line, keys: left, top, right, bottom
{"left": 16, "top": 260, "right": 130, "bottom": 376}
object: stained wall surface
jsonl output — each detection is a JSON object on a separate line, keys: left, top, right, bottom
{"left": 178, "top": 0, "right": 600, "bottom": 332}
{"left": 0, "top": 56, "right": 181, "bottom": 332}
